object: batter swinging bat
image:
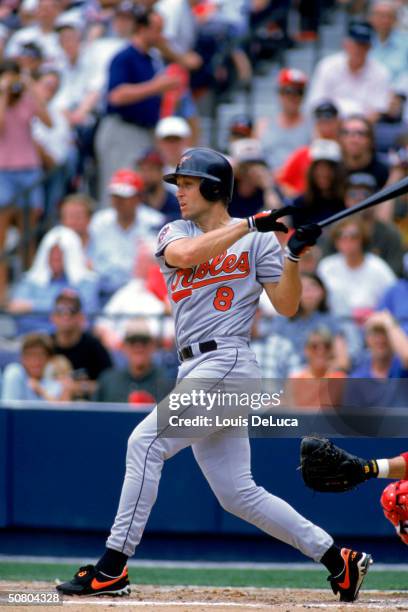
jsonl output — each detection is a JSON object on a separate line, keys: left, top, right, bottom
{"left": 317, "top": 175, "right": 408, "bottom": 229}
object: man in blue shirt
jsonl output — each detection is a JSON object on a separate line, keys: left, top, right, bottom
{"left": 95, "top": 6, "right": 181, "bottom": 205}
{"left": 377, "top": 254, "right": 408, "bottom": 334}
{"left": 345, "top": 310, "right": 408, "bottom": 412}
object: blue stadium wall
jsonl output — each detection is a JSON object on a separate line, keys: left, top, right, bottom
{"left": 0, "top": 404, "right": 407, "bottom": 552}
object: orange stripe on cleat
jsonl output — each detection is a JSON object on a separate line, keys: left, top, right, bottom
{"left": 338, "top": 549, "right": 351, "bottom": 590}
{"left": 91, "top": 569, "right": 127, "bottom": 591}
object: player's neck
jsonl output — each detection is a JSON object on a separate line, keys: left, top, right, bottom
{"left": 195, "top": 207, "right": 231, "bottom": 233}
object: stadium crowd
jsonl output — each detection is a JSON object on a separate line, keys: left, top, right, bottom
{"left": 0, "top": 0, "right": 407, "bottom": 405}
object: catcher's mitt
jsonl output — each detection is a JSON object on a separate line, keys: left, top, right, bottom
{"left": 300, "top": 436, "right": 377, "bottom": 493}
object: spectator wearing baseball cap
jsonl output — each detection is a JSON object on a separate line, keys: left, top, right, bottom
{"left": 94, "top": 318, "right": 172, "bottom": 404}
{"left": 51, "top": 288, "right": 113, "bottom": 399}
{"left": 276, "top": 100, "right": 341, "bottom": 197}
{"left": 137, "top": 148, "right": 180, "bottom": 222}
{"left": 257, "top": 68, "right": 312, "bottom": 170}
{"left": 306, "top": 20, "right": 391, "bottom": 120}
{"left": 89, "top": 168, "right": 165, "bottom": 301}
{"left": 16, "top": 42, "right": 43, "bottom": 77}
{"left": 229, "top": 138, "right": 283, "bottom": 217}
{"left": 154, "top": 116, "right": 192, "bottom": 178}
{"left": 320, "top": 172, "right": 404, "bottom": 276}
{"left": 5, "top": 0, "right": 64, "bottom": 66}
{"left": 290, "top": 139, "right": 346, "bottom": 227}
{"left": 228, "top": 114, "right": 254, "bottom": 142}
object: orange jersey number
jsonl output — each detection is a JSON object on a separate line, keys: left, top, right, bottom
{"left": 213, "top": 286, "right": 235, "bottom": 311}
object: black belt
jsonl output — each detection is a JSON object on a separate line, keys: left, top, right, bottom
{"left": 114, "top": 114, "right": 154, "bottom": 129}
{"left": 179, "top": 340, "right": 218, "bottom": 362}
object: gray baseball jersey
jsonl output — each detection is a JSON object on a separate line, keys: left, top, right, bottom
{"left": 155, "top": 219, "right": 283, "bottom": 349}
{"left": 105, "top": 217, "right": 334, "bottom": 565}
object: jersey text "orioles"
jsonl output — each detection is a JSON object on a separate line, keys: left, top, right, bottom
{"left": 170, "top": 251, "right": 250, "bottom": 302}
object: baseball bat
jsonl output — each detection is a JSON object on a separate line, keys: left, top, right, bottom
{"left": 317, "top": 175, "right": 408, "bottom": 229}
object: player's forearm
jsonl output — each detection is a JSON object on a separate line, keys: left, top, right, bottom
{"left": 166, "top": 220, "right": 249, "bottom": 268}
{"left": 108, "top": 80, "right": 160, "bottom": 106}
{"left": 388, "top": 456, "right": 407, "bottom": 479}
{"left": 270, "top": 259, "right": 301, "bottom": 317}
{"left": 387, "top": 323, "right": 408, "bottom": 366}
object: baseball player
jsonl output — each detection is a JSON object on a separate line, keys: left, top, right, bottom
{"left": 57, "top": 148, "right": 372, "bottom": 602}
{"left": 300, "top": 436, "right": 408, "bottom": 545}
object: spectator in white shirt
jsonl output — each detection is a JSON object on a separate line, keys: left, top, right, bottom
{"left": 317, "top": 218, "right": 396, "bottom": 321}
{"left": 31, "top": 68, "right": 74, "bottom": 220}
{"left": 53, "top": 18, "right": 100, "bottom": 129}
{"left": 369, "top": 0, "right": 408, "bottom": 83}
{"left": 81, "top": 3, "right": 135, "bottom": 97}
{"left": 5, "top": 0, "right": 64, "bottom": 66}
{"left": 89, "top": 168, "right": 165, "bottom": 302}
{"left": 306, "top": 20, "right": 391, "bottom": 121}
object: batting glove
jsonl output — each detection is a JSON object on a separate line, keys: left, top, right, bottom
{"left": 247, "top": 206, "right": 295, "bottom": 233}
{"left": 286, "top": 223, "right": 322, "bottom": 262}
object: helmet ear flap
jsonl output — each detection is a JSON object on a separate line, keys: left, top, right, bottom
{"left": 199, "top": 178, "right": 221, "bottom": 202}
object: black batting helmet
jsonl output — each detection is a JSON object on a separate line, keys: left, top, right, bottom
{"left": 163, "top": 147, "right": 234, "bottom": 203}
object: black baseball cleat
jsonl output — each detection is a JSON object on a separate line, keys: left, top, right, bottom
{"left": 56, "top": 564, "right": 130, "bottom": 597}
{"left": 328, "top": 548, "right": 373, "bottom": 602}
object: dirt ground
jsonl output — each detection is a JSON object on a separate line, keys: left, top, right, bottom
{"left": 1, "top": 581, "right": 408, "bottom": 611}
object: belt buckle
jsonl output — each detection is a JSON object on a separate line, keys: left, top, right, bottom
{"left": 180, "top": 345, "right": 194, "bottom": 361}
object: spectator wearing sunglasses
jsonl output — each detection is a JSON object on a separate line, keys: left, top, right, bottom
{"left": 287, "top": 328, "right": 347, "bottom": 410}
{"left": 321, "top": 173, "right": 404, "bottom": 275}
{"left": 50, "top": 289, "right": 112, "bottom": 399}
{"left": 306, "top": 21, "right": 391, "bottom": 121}
{"left": 340, "top": 115, "right": 389, "bottom": 189}
{"left": 317, "top": 218, "right": 396, "bottom": 321}
{"left": 94, "top": 318, "right": 172, "bottom": 404}
{"left": 257, "top": 68, "right": 312, "bottom": 171}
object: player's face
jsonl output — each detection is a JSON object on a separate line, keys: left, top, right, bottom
{"left": 176, "top": 176, "right": 211, "bottom": 220}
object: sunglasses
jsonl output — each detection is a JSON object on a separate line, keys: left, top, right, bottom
{"left": 337, "top": 230, "right": 361, "bottom": 239}
{"left": 347, "top": 188, "right": 373, "bottom": 199}
{"left": 279, "top": 87, "right": 304, "bottom": 96}
{"left": 54, "top": 305, "right": 80, "bottom": 316}
{"left": 307, "top": 341, "right": 331, "bottom": 350}
{"left": 340, "top": 129, "right": 370, "bottom": 137}
{"left": 125, "top": 336, "right": 152, "bottom": 345}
